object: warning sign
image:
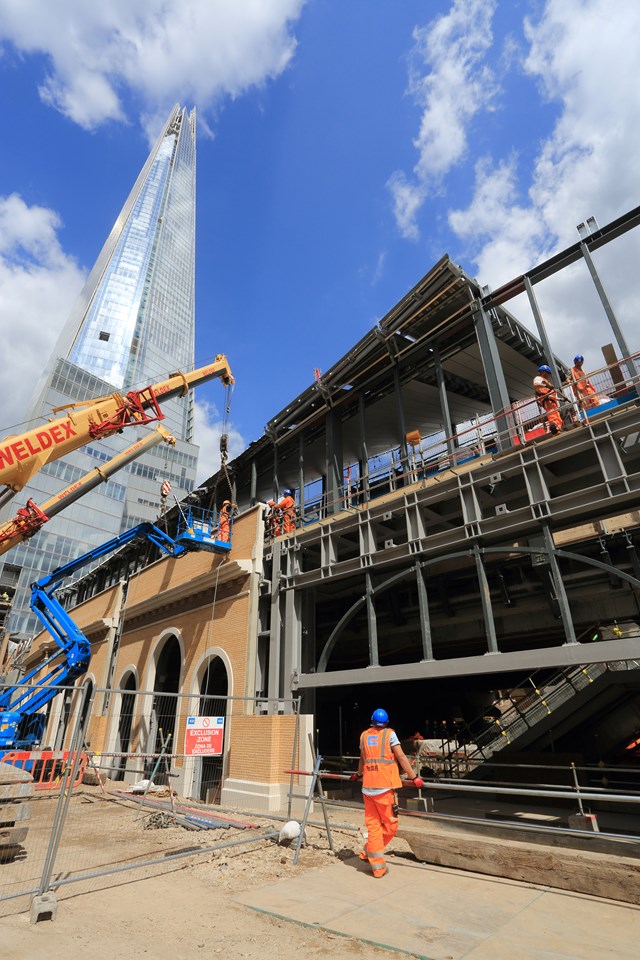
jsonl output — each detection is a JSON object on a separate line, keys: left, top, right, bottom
{"left": 184, "top": 716, "right": 224, "bottom": 756}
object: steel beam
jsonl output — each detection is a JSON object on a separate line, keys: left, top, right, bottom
{"left": 292, "top": 638, "right": 640, "bottom": 688}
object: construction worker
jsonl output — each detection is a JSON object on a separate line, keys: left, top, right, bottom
{"left": 352, "top": 708, "right": 423, "bottom": 878}
{"left": 534, "top": 365, "right": 563, "bottom": 435}
{"left": 570, "top": 355, "right": 600, "bottom": 409}
{"left": 217, "top": 499, "right": 237, "bottom": 543}
{"left": 264, "top": 500, "right": 280, "bottom": 538}
{"left": 278, "top": 488, "right": 296, "bottom": 534}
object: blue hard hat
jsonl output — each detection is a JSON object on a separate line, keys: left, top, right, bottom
{"left": 538, "top": 364, "right": 551, "bottom": 374}
{"left": 283, "top": 488, "right": 293, "bottom": 497}
{"left": 574, "top": 355, "right": 584, "bottom": 364}
{"left": 371, "top": 708, "right": 389, "bottom": 727}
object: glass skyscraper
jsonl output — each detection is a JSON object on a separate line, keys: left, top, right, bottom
{"left": 0, "top": 105, "right": 200, "bottom": 637}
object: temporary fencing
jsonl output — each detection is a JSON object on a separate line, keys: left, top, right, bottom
{"left": 0, "top": 683, "right": 302, "bottom": 920}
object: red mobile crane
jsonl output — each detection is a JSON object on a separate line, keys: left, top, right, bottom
{"left": 0, "top": 356, "right": 235, "bottom": 553}
{"left": 0, "top": 355, "right": 234, "bottom": 505}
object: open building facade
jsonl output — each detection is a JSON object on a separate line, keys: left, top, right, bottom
{"left": 22, "top": 206, "right": 640, "bottom": 810}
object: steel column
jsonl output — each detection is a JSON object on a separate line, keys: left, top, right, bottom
{"left": 250, "top": 460, "right": 257, "bottom": 506}
{"left": 433, "top": 345, "right": 456, "bottom": 457}
{"left": 268, "top": 541, "right": 283, "bottom": 699}
{"left": 365, "top": 572, "right": 379, "bottom": 667}
{"left": 325, "top": 409, "right": 343, "bottom": 515}
{"left": 474, "top": 545, "right": 499, "bottom": 654}
{"left": 393, "top": 366, "right": 409, "bottom": 472}
{"left": 416, "top": 564, "right": 434, "bottom": 661}
{"left": 473, "top": 298, "right": 514, "bottom": 448}
{"left": 580, "top": 241, "right": 639, "bottom": 382}
{"left": 542, "top": 523, "right": 577, "bottom": 645}
{"left": 298, "top": 433, "right": 305, "bottom": 519}
{"left": 272, "top": 441, "right": 279, "bottom": 500}
{"left": 359, "top": 393, "right": 370, "bottom": 502}
{"left": 523, "top": 275, "right": 563, "bottom": 390}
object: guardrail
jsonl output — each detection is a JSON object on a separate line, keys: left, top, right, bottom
{"left": 265, "top": 349, "right": 640, "bottom": 538}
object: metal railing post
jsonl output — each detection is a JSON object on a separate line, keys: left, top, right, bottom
{"left": 34, "top": 682, "right": 94, "bottom": 919}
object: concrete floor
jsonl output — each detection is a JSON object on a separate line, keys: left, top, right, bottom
{"left": 236, "top": 852, "right": 640, "bottom": 960}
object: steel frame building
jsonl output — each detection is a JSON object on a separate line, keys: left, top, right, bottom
{"left": 51, "top": 206, "right": 640, "bottom": 759}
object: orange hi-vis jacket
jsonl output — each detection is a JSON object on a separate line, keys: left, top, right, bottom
{"left": 360, "top": 727, "right": 402, "bottom": 791}
{"left": 278, "top": 494, "right": 296, "bottom": 533}
{"left": 571, "top": 365, "right": 595, "bottom": 398}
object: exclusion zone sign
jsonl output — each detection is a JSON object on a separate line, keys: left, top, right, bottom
{"left": 184, "top": 715, "right": 225, "bottom": 756}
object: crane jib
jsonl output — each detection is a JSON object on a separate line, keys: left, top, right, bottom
{"left": 0, "top": 422, "right": 77, "bottom": 469}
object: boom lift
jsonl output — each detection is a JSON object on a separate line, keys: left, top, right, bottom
{"left": 0, "top": 355, "right": 234, "bottom": 508}
{"left": 0, "top": 508, "right": 231, "bottom": 751}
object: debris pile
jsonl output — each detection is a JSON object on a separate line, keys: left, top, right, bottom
{"left": 143, "top": 812, "right": 179, "bottom": 830}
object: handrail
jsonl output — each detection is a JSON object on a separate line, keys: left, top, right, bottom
{"left": 265, "top": 348, "right": 640, "bottom": 539}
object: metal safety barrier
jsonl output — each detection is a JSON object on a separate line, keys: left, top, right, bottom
{"left": 0, "top": 750, "right": 88, "bottom": 791}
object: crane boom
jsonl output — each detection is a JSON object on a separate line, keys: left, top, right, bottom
{"left": 0, "top": 425, "right": 176, "bottom": 556}
{"left": 0, "top": 354, "right": 234, "bottom": 497}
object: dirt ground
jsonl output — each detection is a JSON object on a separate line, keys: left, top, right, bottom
{"left": 1, "top": 786, "right": 409, "bottom": 960}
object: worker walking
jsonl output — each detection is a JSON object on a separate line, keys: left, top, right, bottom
{"left": 217, "top": 499, "right": 237, "bottom": 543}
{"left": 278, "top": 488, "right": 296, "bottom": 534}
{"left": 352, "top": 708, "right": 423, "bottom": 878}
{"left": 534, "top": 364, "right": 563, "bottom": 435}
{"left": 570, "top": 355, "right": 600, "bottom": 409}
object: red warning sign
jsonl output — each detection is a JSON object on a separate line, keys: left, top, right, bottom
{"left": 184, "top": 716, "right": 224, "bottom": 756}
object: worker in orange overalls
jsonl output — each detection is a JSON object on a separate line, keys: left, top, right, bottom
{"left": 352, "top": 709, "right": 423, "bottom": 878}
{"left": 570, "top": 355, "right": 599, "bottom": 409}
{"left": 534, "top": 365, "right": 563, "bottom": 435}
{"left": 217, "top": 499, "right": 237, "bottom": 543}
{"left": 265, "top": 500, "right": 280, "bottom": 538}
{"left": 278, "top": 488, "right": 296, "bottom": 534}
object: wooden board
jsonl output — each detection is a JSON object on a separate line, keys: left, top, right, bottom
{"left": 397, "top": 822, "right": 640, "bottom": 905}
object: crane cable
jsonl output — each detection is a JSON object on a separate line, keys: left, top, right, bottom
{"left": 212, "top": 383, "right": 235, "bottom": 506}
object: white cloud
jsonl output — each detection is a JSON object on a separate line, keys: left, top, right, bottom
{"left": 0, "top": 0, "right": 306, "bottom": 130}
{"left": 447, "top": 0, "right": 640, "bottom": 373}
{"left": 0, "top": 194, "right": 85, "bottom": 434}
{"left": 448, "top": 155, "right": 551, "bottom": 282}
{"left": 388, "top": 0, "right": 498, "bottom": 239}
{"left": 193, "top": 399, "right": 245, "bottom": 486}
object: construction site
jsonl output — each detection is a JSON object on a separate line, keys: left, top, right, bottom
{"left": 2, "top": 205, "right": 640, "bottom": 959}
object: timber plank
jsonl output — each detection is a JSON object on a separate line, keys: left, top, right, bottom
{"left": 398, "top": 822, "right": 640, "bottom": 905}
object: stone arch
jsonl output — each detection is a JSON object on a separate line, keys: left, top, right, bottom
{"left": 186, "top": 650, "right": 232, "bottom": 802}
{"left": 110, "top": 669, "right": 138, "bottom": 781}
{"left": 143, "top": 629, "right": 184, "bottom": 780}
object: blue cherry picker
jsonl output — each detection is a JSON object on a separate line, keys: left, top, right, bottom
{"left": 0, "top": 503, "right": 233, "bottom": 752}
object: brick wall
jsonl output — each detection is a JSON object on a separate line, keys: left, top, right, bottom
{"left": 227, "top": 714, "right": 300, "bottom": 783}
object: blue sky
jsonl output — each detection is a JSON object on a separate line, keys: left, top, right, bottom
{"left": 1, "top": 0, "right": 639, "bottom": 481}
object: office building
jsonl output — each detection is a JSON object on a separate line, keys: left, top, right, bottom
{"left": 0, "top": 105, "right": 199, "bottom": 637}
